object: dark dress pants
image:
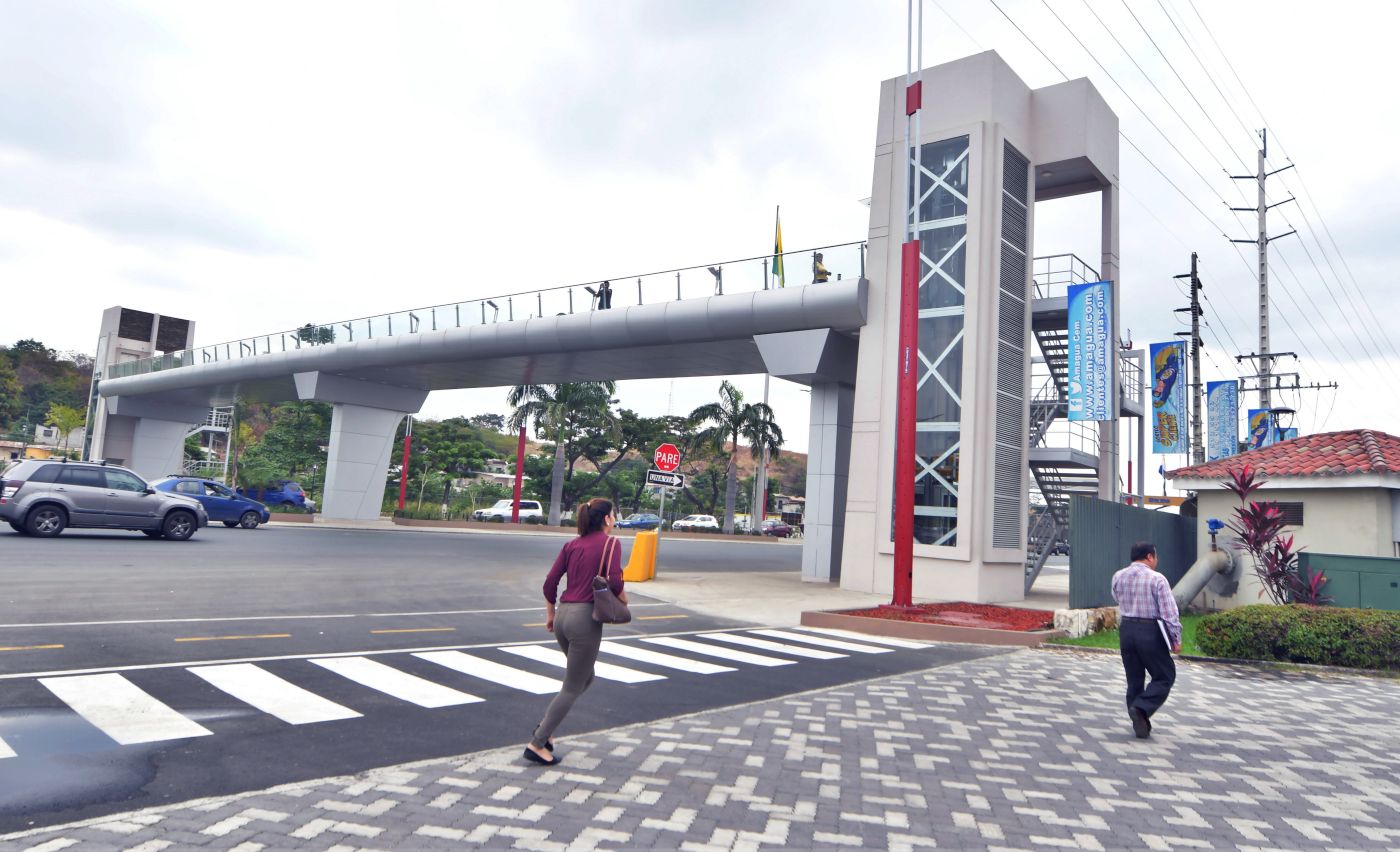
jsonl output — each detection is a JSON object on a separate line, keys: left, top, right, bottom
{"left": 1120, "top": 619, "right": 1176, "bottom": 718}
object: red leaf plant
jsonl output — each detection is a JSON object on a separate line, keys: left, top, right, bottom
{"left": 1221, "top": 465, "right": 1331, "bottom": 605}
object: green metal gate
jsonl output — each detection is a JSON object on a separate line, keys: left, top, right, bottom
{"left": 1068, "top": 496, "right": 1197, "bottom": 608}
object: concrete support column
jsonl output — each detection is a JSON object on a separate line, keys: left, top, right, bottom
{"left": 322, "top": 404, "right": 410, "bottom": 520}
{"left": 100, "top": 397, "right": 209, "bottom": 481}
{"left": 294, "top": 372, "right": 428, "bottom": 522}
{"left": 1099, "top": 183, "right": 1121, "bottom": 501}
{"left": 802, "top": 382, "right": 854, "bottom": 582}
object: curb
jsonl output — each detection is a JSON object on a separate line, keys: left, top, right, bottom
{"left": 801, "top": 609, "right": 1065, "bottom": 647}
{"left": 1038, "top": 642, "right": 1400, "bottom": 680}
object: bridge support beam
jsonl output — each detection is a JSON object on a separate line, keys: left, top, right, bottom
{"left": 754, "top": 329, "right": 857, "bottom": 583}
{"left": 100, "top": 397, "right": 209, "bottom": 481}
{"left": 294, "top": 373, "right": 428, "bottom": 521}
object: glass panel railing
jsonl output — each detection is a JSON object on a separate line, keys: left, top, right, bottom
{"left": 104, "top": 240, "right": 866, "bottom": 380}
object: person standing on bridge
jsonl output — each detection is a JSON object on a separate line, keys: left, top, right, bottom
{"left": 1111, "top": 541, "right": 1181, "bottom": 739}
{"left": 524, "top": 497, "right": 626, "bottom": 765}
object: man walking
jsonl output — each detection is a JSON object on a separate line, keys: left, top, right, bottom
{"left": 1111, "top": 541, "right": 1181, "bottom": 739}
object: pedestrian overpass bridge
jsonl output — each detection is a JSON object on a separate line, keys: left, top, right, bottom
{"left": 91, "top": 244, "right": 870, "bottom": 584}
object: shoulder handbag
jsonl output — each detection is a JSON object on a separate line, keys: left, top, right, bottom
{"left": 591, "top": 536, "right": 632, "bottom": 625}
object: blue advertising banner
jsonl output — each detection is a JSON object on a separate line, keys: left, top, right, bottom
{"left": 1246, "top": 409, "right": 1273, "bottom": 450}
{"left": 1280, "top": 427, "right": 1298, "bottom": 441}
{"left": 1150, "top": 341, "right": 1187, "bottom": 454}
{"left": 1206, "top": 380, "right": 1239, "bottom": 462}
{"left": 1066, "top": 280, "right": 1113, "bottom": 422}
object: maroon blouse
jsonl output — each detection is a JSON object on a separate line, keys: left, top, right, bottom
{"left": 543, "top": 531, "right": 624, "bottom": 604}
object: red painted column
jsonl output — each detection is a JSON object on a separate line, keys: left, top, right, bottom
{"left": 397, "top": 417, "right": 412, "bottom": 511}
{"left": 892, "top": 239, "right": 919, "bottom": 607}
{"left": 511, "top": 426, "right": 527, "bottom": 523}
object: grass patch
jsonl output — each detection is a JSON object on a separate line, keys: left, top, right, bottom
{"left": 1049, "top": 613, "right": 1207, "bottom": 656}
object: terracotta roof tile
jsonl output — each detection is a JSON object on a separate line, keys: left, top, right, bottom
{"left": 1168, "top": 429, "right": 1400, "bottom": 480}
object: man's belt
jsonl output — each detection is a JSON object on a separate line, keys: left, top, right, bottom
{"left": 1120, "top": 616, "right": 1159, "bottom": 624}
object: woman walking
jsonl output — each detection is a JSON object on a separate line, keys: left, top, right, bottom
{"left": 524, "top": 497, "right": 626, "bottom": 766}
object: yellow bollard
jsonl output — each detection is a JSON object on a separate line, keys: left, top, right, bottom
{"left": 623, "top": 530, "right": 659, "bottom": 582}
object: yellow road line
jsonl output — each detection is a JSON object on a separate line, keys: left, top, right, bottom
{"left": 369, "top": 627, "right": 456, "bottom": 635}
{"left": 174, "top": 634, "right": 291, "bottom": 643}
{"left": 0, "top": 644, "right": 64, "bottom": 652}
{"left": 637, "top": 615, "right": 689, "bottom": 621}
{"left": 522, "top": 622, "right": 548, "bottom": 628}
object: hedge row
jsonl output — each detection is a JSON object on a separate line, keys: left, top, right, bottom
{"left": 1196, "top": 604, "right": 1400, "bottom": 670}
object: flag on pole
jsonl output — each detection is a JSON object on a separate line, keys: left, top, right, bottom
{"left": 772, "top": 206, "right": 785, "bottom": 288}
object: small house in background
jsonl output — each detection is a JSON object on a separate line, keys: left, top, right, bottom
{"left": 483, "top": 459, "right": 511, "bottom": 476}
{"left": 1169, "top": 429, "right": 1400, "bottom": 610}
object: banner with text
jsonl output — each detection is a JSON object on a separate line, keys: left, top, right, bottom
{"left": 1246, "top": 409, "right": 1274, "bottom": 450}
{"left": 1150, "top": 341, "right": 1187, "bottom": 454}
{"left": 1206, "top": 380, "right": 1239, "bottom": 462}
{"left": 1066, "top": 280, "right": 1113, "bottom": 421}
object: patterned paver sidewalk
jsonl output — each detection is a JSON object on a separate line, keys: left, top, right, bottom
{"left": 8, "top": 648, "right": 1400, "bottom": 851}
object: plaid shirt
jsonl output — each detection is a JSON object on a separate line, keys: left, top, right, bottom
{"left": 1111, "top": 561, "right": 1182, "bottom": 645}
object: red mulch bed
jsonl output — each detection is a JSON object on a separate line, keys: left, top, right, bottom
{"left": 841, "top": 602, "right": 1054, "bottom": 632}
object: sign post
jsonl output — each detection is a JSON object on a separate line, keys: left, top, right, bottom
{"left": 652, "top": 444, "right": 682, "bottom": 533}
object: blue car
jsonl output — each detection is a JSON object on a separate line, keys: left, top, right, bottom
{"left": 615, "top": 513, "right": 662, "bottom": 530}
{"left": 237, "top": 479, "right": 312, "bottom": 511}
{"left": 154, "top": 476, "right": 271, "bottom": 529}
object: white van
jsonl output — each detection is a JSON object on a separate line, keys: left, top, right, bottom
{"left": 472, "top": 499, "right": 543, "bottom": 521}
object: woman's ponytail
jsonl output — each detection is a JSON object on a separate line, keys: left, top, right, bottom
{"left": 575, "top": 498, "right": 614, "bottom": 536}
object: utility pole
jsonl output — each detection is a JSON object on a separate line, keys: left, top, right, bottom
{"left": 1172, "top": 253, "right": 1205, "bottom": 465}
{"left": 1229, "top": 129, "right": 1295, "bottom": 411}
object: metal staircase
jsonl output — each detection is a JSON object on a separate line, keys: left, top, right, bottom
{"left": 183, "top": 406, "right": 234, "bottom": 480}
{"left": 1025, "top": 255, "right": 1106, "bottom": 592}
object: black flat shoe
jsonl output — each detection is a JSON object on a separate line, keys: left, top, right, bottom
{"left": 1130, "top": 708, "right": 1151, "bottom": 739}
{"left": 523, "top": 746, "right": 560, "bottom": 766}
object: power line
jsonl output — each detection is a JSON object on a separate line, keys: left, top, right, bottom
{"left": 1155, "top": 0, "right": 1258, "bottom": 148}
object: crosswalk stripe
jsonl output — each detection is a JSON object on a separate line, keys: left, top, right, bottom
{"left": 751, "top": 629, "right": 893, "bottom": 654}
{"left": 39, "top": 673, "right": 213, "bottom": 745}
{"left": 414, "top": 651, "right": 562, "bottom": 695}
{"left": 310, "top": 656, "right": 483, "bottom": 708}
{"left": 502, "top": 645, "right": 666, "bottom": 684}
{"left": 640, "top": 636, "right": 796, "bottom": 667}
{"left": 0, "top": 735, "right": 15, "bottom": 758}
{"left": 701, "top": 632, "right": 846, "bottom": 660}
{"left": 189, "top": 664, "right": 362, "bottom": 724}
{"left": 796, "top": 627, "right": 931, "bottom": 649}
{"left": 598, "top": 641, "right": 736, "bottom": 674}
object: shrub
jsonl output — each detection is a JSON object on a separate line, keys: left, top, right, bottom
{"left": 523, "top": 515, "right": 545, "bottom": 525}
{"left": 1197, "top": 604, "right": 1400, "bottom": 670}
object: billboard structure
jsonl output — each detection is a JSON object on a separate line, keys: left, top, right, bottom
{"left": 1066, "top": 280, "right": 1113, "bottom": 422}
{"left": 1150, "top": 341, "right": 1187, "bottom": 455}
{"left": 1205, "top": 380, "right": 1239, "bottom": 462}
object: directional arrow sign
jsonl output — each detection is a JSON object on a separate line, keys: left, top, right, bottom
{"left": 645, "top": 469, "right": 685, "bottom": 489}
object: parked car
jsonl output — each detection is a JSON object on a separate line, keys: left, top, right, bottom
{"left": 237, "top": 479, "right": 312, "bottom": 511}
{"left": 0, "top": 459, "right": 208, "bottom": 540}
{"left": 154, "top": 476, "right": 270, "bottom": 529}
{"left": 759, "top": 518, "right": 795, "bottom": 538}
{"left": 615, "top": 513, "right": 662, "bottom": 530}
{"left": 671, "top": 514, "right": 720, "bottom": 532}
{"left": 472, "top": 499, "right": 543, "bottom": 521}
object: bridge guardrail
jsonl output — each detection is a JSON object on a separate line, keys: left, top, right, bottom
{"left": 105, "top": 241, "right": 868, "bottom": 380}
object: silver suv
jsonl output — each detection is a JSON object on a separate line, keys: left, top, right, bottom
{"left": 0, "top": 459, "right": 208, "bottom": 540}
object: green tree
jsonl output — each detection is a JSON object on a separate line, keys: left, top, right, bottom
{"left": 0, "top": 357, "right": 21, "bottom": 429}
{"left": 507, "top": 382, "right": 618, "bottom": 525}
{"left": 236, "top": 401, "right": 331, "bottom": 486}
{"left": 45, "top": 403, "right": 87, "bottom": 458}
{"left": 688, "top": 380, "right": 783, "bottom": 534}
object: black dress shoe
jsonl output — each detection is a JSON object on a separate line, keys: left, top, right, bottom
{"left": 1130, "top": 707, "right": 1151, "bottom": 739}
{"left": 523, "top": 746, "right": 560, "bottom": 766}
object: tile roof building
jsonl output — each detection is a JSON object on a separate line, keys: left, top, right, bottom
{"left": 1166, "top": 429, "right": 1400, "bottom": 610}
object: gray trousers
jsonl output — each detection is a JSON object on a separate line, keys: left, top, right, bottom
{"left": 531, "top": 602, "right": 602, "bottom": 748}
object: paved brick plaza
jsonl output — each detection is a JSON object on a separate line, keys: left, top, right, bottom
{"left": 10, "top": 647, "right": 1400, "bottom": 851}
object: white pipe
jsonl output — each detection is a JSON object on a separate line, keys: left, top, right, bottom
{"left": 1171, "top": 549, "right": 1233, "bottom": 611}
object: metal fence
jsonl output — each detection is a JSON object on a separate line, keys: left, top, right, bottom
{"left": 1068, "top": 495, "right": 1197, "bottom": 608}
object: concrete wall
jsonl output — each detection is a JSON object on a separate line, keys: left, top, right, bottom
{"left": 1193, "top": 484, "right": 1396, "bottom": 609}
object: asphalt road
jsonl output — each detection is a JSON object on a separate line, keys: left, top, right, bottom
{"left": 0, "top": 525, "right": 1002, "bottom": 832}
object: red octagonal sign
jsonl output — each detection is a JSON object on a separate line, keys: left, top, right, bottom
{"left": 653, "top": 443, "right": 681, "bottom": 472}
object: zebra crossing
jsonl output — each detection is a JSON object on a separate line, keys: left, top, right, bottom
{"left": 0, "top": 627, "right": 930, "bottom": 759}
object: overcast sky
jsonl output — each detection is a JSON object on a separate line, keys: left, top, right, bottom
{"left": 2, "top": 1, "right": 1396, "bottom": 486}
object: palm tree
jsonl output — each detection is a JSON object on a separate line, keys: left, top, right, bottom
{"left": 45, "top": 403, "right": 87, "bottom": 458}
{"left": 688, "top": 381, "right": 783, "bottom": 534}
{"left": 507, "top": 382, "right": 618, "bottom": 525}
